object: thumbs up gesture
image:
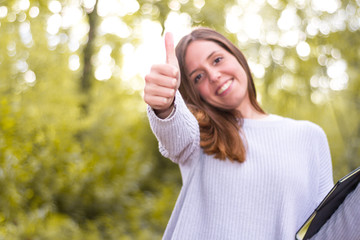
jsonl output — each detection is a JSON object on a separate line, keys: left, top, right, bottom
{"left": 144, "top": 33, "right": 181, "bottom": 119}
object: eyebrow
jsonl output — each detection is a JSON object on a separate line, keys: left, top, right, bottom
{"left": 189, "top": 50, "right": 219, "bottom": 77}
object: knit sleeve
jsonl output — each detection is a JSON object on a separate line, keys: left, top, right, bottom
{"left": 147, "top": 91, "right": 200, "bottom": 164}
{"left": 315, "top": 126, "right": 334, "bottom": 204}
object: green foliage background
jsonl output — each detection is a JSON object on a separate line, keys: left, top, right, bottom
{"left": 0, "top": 0, "right": 359, "bottom": 239}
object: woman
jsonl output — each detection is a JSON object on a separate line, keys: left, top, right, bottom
{"left": 144, "top": 28, "right": 333, "bottom": 239}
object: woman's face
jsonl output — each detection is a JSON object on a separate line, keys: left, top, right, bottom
{"left": 184, "top": 40, "right": 251, "bottom": 112}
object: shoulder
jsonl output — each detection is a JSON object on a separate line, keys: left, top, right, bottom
{"left": 243, "top": 114, "right": 324, "bottom": 132}
{"left": 244, "top": 115, "right": 327, "bottom": 139}
{"left": 285, "top": 117, "right": 326, "bottom": 136}
{"left": 274, "top": 116, "right": 329, "bottom": 145}
{"left": 284, "top": 117, "right": 323, "bottom": 130}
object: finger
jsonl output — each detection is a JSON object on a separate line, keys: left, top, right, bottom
{"left": 144, "top": 81, "right": 175, "bottom": 110}
{"left": 144, "top": 94, "right": 174, "bottom": 110}
{"left": 144, "top": 83, "right": 175, "bottom": 99}
{"left": 165, "top": 32, "right": 178, "bottom": 68}
{"left": 150, "top": 64, "right": 178, "bottom": 79}
{"left": 145, "top": 70, "right": 177, "bottom": 89}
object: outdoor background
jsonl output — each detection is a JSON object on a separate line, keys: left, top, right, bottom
{"left": 0, "top": 0, "right": 359, "bottom": 239}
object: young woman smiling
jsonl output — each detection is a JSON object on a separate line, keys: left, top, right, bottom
{"left": 144, "top": 28, "right": 334, "bottom": 239}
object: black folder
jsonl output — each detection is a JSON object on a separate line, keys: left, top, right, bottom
{"left": 295, "top": 166, "right": 360, "bottom": 240}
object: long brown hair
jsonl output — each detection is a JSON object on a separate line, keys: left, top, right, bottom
{"left": 175, "top": 28, "right": 264, "bottom": 162}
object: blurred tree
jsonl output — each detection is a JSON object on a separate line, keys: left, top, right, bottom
{"left": 80, "top": 0, "right": 98, "bottom": 113}
{"left": 81, "top": 0, "right": 97, "bottom": 92}
{"left": 0, "top": 0, "right": 359, "bottom": 239}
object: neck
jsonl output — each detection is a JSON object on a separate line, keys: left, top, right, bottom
{"left": 243, "top": 110, "right": 267, "bottom": 119}
{"left": 236, "top": 98, "right": 267, "bottom": 119}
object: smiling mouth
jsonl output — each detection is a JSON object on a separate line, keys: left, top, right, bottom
{"left": 216, "top": 79, "right": 233, "bottom": 95}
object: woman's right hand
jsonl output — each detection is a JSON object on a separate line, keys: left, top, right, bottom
{"left": 144, "top": 32, "right": 181, "bottom": 119}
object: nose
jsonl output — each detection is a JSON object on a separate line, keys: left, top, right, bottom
{"left": 208, "top": 69, "right": 221, "bottom": 83}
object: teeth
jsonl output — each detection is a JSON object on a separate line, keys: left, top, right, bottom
{"left": 217, "top": 80, "right": 232, "bottom": 95}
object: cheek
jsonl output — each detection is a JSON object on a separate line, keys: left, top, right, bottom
{"left": 196, "top": 82, "right": 212, "bottom": 99}
{"left": 239, "top": 67, "right": 248, "bottom": 83}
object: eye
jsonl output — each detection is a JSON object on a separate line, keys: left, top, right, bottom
{"left": 214, "top": 56, "right": 223, "bottom": 65}
{"left": 194, "top": 73, "right": 203, "bottom": 84}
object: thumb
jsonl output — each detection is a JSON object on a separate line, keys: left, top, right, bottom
{"left": 165, "top": 32, "right": 178, "bottom": 67}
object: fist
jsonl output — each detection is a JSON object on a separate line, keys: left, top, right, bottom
{"left": 144, "top": 32, "right": 181, "bottom": 117}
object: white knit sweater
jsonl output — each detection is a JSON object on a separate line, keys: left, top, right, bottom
{"left": 147, "top": 91, "right": 334, "bottom": 240}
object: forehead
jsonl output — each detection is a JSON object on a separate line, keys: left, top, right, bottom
{"left": 185, "top": 40, "right": 225, "bottom": 69}
{"left": 185, "top": 40, "right": 224, "bottom": 58}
